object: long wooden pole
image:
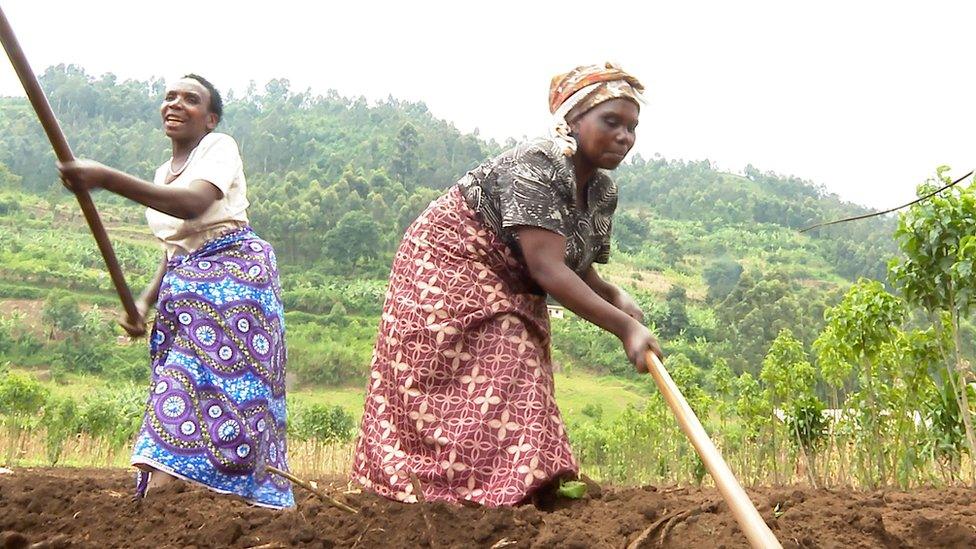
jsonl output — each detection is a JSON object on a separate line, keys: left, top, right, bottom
{"left": 645, "top": 351, "right": 782, "bottom": 548}
{"left": 0, "top": 6, "right": 139, "bottom": 327}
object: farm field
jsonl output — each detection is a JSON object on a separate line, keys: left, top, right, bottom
{"left": 3, "top": 468, "right": 976, "bottom": 548}
{"left": 3, "top": 65, "right": 976, "bottom": 549}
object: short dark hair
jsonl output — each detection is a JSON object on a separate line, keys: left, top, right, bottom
{"left": 183, "top": 73, "right": 223, "bottom": 123}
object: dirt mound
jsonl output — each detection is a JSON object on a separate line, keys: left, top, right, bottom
{"left": 2, "top": 468, "right": 976, "bottom": 548}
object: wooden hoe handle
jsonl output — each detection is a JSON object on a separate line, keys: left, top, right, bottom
{"left": 645, "top": 351, "right": 782, "bottom": 548}
{"left": 0, "top": 6, "right": 139, "bottom": 326}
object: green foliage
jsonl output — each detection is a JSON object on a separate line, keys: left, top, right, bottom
{"left": 42, "top": 290, "right": 84, "bottom": 334}
{"left": 822, "top": 279, "right": 904, "bottom": 363}
{"left": 40, "top": 396, "right": 80, "bottom": 465}
{"left": 287, "top": 320, "right": 375, "bottom": 385}
{"left": 580, "top": 402, "right": 604, "bottom": 421}
{"left": 890, "top": 166, "right": 976, "bottom": 313}
{"left": 717, "top": 270, "right": 833, "bottom": 374}
{"left": 391, "top": 122, "right": 420, "bottom": 189}
{"left": 615, "top": 159, "right": 897, "bottom": 280}
{"left": 0, "top": 161, "right": 23, "bottom": 191}
{"left": 786, "top": 394, "right": 828, "bottom": 453}
{"left": 927, "top": 380, "right": 968, "bottom": 464}
{"left": 667, "top": 353, "right": 710, "bottom": 414}
{"left": 813, "top": 325, "right": 852, "bottom": 391}
{"left": 612, "top": 211, "right": 649, "bottom": 254}
{"left": 292, "top": 403, "right": 355, "bottom": 443}
{"left": 322, "top": 211, "right": 383, "bottom": 271}
{"left": 556, "top": 479, "right": 588, "bottom": 499}
{"left": 76, "top": 386, "right": 144, "bottom": 451}
{"left": 889, "top": 167, "right": 976, "bottom": 474}
{"left": 0, "top": 370, "right": 48, "bottom": 417}
{"left": 703, "top": 258, "right": 743, "bottom": 302}
{"left": 761, "top": 328, "right": 817, "bottom": 405}
{"left": 0, "top": 370, "right": 49, "bottom": 464}
{"left": 659, "top": 286, "right": 690, "bottom": 339}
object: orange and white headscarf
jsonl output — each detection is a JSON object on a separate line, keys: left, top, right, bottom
{"left": 548, "top": 62, "right": 645, "bottom": 156}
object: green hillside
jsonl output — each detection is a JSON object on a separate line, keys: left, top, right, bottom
{"left": 3, "top": 65, "right": 973, "bottom": 487}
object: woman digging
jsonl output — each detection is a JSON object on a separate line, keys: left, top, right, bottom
{"left": 353, "top": 63, "right": 663, "bottom": 506}
{"left": 57, "top": 74, "right": 294, "bottom": 509}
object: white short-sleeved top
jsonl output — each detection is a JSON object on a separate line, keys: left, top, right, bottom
{"left": 147, "top": 132, "right": 250, "bottom": 257}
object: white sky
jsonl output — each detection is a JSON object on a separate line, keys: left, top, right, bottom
{"left": 1, "top": 0, "right": 974, "bottom": 209}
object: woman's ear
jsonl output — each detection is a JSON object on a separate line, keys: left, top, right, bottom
{"left": 568, "top": 119, "right": 581, "bottom": 137}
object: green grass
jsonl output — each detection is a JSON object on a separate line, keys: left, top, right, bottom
{"left": 289, "top": 384, "right": 371, "bottom": 421}
{"left": 8, "top": 367, "right": 139, "bottom": 399}
{"left": 17, "top": 366, "right": 651, "bottom": 426}
{"left": 553, "top": 371, "right": 650, "bottom": 421}
{"left": 288, "top": 370, "right": 650, "bottom": 425}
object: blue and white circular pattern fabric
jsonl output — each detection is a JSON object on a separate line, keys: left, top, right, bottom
{"left": 131, "top": 228, "right": 293, "bottom": 509}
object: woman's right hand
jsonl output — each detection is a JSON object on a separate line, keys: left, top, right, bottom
{"left": 57, "top": 159, "right": 109, "bottom": 192}
{"left": 620, "top": 321, "right": 663, "bottom": 373}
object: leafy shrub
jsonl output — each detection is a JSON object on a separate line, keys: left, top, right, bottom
{"left": 292, "top": 403, "right": 355, "bottom": 443}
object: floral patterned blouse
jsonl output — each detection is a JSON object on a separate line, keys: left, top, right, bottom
{"left": 457, "top": 137, "right": 617, "bottom": 274}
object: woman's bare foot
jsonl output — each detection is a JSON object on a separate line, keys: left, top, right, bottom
{"left": 135, "top": 465, "right": 178, "bottom": 494}
{"left": 147, "top": 469, "right": 176, "bottom": 490}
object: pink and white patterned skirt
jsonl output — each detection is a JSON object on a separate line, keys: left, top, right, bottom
{"left": 352, "top": 186, "right": 577, "bottom": 507}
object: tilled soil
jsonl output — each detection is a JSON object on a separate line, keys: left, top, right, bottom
{"left": 2, "top": 467, "right": 976, "bottom": 548}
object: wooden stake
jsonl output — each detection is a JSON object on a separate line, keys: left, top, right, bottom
{"left": 645, "top": 351, "right": 782, "bottom": 548}
{"left": 409, "top": 472, "right": 439, "bottom": 549}
{"left": 265, "top": 465, "right": 358, "bottom": 514}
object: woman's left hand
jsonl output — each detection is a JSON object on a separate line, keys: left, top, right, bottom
{"left": 57, "top": 159, "right": 109, "bottom": 192}
{"left": 612, "top": 288, "right": 644, "bottom": 322}
{"left": 118, "top": 297, "right": 151, "bottom": 338}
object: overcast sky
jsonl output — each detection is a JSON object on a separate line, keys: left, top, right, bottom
{"left": 1, "top": 1, "right": 974, "bottom": 209}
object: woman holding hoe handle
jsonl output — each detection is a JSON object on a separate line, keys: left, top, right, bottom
{"left": 353, "top": 63, "right": 662, "bottom": 506}
{"left": 58, "top": 74, "right": 294, "bottom": 509}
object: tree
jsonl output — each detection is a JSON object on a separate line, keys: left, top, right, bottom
{"left": 761, "top": 328, "right": 823, "bottom": 485}
{"left": 703, "top": 258, "right": 743, "bottom": 302}
{"left": 734, "top": 371, "right": 770, "bottom": 479}
{"left": 889, "top": 166, "right": 976, "bottom": 475}
{"left": 322, "top": 211, "right": 382, "bottom": 271}
{"left": 661, "top": 285, "right": 689, "bottom": 338}
{"left": 717, "top": 270, "right": 830, "bottom": 374}
{"left": 612, "top": 211, "right": 648, "bottom": 254}
{"left": 41, "top": 291, "right": 83, "bottom": 338}
{"left": 821, "top": 279, "right": 905, "bottom": 486}
{"left": 0, "top": 161, "right": 23, "bottom": 190}
{"left": 391, "top": 122, "right": 419, "bottom": 189}
{"left": 659, "top": 230, "right": 683, "bottom": 265}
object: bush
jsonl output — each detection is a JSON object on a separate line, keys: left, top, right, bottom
{"left": 0, "top": 370, "right": 49, "bottom": 463}
{"left": 581, "top": 403, "right": 604, "bottom": 421}
{"left": 55, "top": 338, "right": 110, "bottom": 376}
{"left": 292, "top": 403, "right": 354, "bottom": 443}
{"left": 0, "top": 370, "right": 48, "bottom": 417}
{"left": 42, "top": 290, "right": 83, "bottom": 335}
{"left": 41, "top": 396, "right": 80, "bottom": 465}
{"left": 76, "top": 386, "right": 144, "bottom": 450}
{"left": 287, "top": 321, "right": 373, "bottom": 385}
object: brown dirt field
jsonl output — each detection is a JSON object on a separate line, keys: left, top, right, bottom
{"left": 0, "top": 300, "right": 46, "bottom": 331}
{"left": 2, "top": 468, "right": 976, "bottom": 548}
{"left": 0, "top": 299, "right": 123, "bottom": 343}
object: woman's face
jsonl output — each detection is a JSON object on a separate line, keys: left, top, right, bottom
{"left": 160, "top": 78, "right": 217, "bottom": 141}
{"left": 571, "top": 98, "right": 639, "bottom": 170}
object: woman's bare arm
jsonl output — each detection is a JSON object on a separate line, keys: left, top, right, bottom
{"left": 516, "top": 226, "right": 661, "bottom": 371}
{"left": 58, "top": 159, "right": 220, "bottom": 219}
